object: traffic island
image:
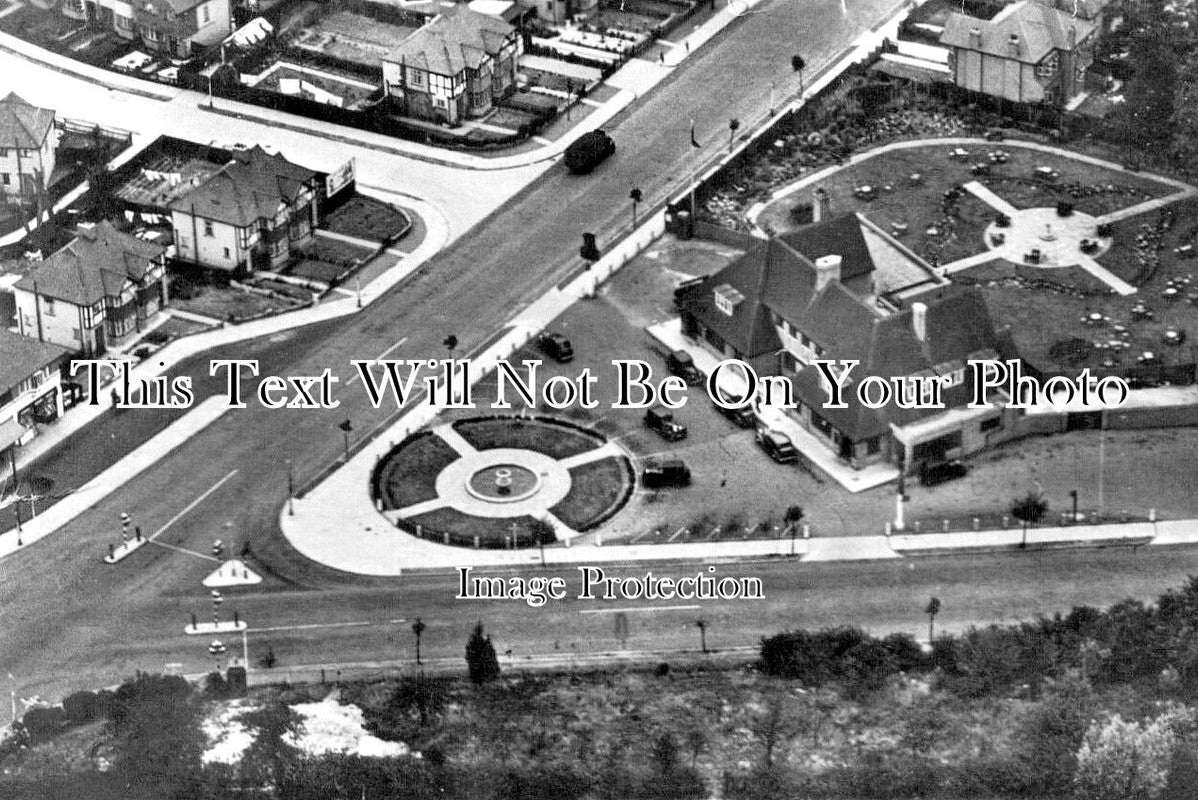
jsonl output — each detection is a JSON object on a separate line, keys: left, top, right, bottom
{"left": 103, "top": 537, "right": 147, "bottom": 564}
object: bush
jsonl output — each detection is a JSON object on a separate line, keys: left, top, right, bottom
{"left": 21, "top": 706, "right": 68, "bottom": 743}
{"left": 62, "top": 690, "right": 100, "bottom": 725}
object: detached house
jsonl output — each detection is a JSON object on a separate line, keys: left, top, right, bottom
{"left": 0, "top": 330, "right": 71, "bottom": 460}
{"left": 169, "top": 146, "right": 319, "bottom": 273}
{"left": 676, "top": 214, "right": 1023, "bottom": 473}
{"left": 0, "top": 94, "right": 56, "bottom": 199}
{"left": 13, "top": 220, "right": 169, "bottom": 357}
{"left": 63, "top": 0, "right": 231, "bottom": 58}
{"left": 381, "top": 4, "right": 521, "bottom": 125}
{"left": 940, "top": 0, "right": 1095, "bottom": 109}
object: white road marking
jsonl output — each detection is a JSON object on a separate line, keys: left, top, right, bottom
{"left": 345, "top": 336, "right": 409, "bottom": 386}
{"left": 249, "top": 618, "right": 408, "bottom": 633}
{"left": 147, "top": 539, "right": 220, "bottom": 562}
{"left": 148, "top": 470, "right": 239, "bottom": 542}
{"left": 580, "top": 605, "right": 701, "bottom": 614}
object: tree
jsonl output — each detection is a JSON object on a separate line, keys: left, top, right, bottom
{"left": 629, "top": 187, "right": 643, "bottom": 227}
{"left": 412, "top": 617, "right": 427, "bottom": 666}
{"left": 240, "top": 699, "right": 303, "bottom": 791}
{"left": 728, "top": 118, "right": 741, "bottom": 151}
{"left": 1117, "top": 35, "right": 1178, "bottom": 153}
{"left": 1073, "top": 706, "right": 1195, "bottom": 800}
{"left": 695, "top": 619, "right": 708, "bottom": 653}
{"left": 791, "top": 54, "right": 806, "bottom": 93}
{"left": 784, "top": 505, "right": 804, "bottom": 555}
{"left": 1011, "top": 491, "right": 1048, "bottom": 547}
{"left": 466, "top": 622, "right": 501, "bottom": 684}
{"left": 442, "top": 334, "right": 459, "bottom": 358}
{"left": 925, "top": 596, "right": 941, "bottom": 644}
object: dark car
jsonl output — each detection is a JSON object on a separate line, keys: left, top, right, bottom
{"left": 645, "top": 406, "right": 687, "bottom": 441}
{"left": 919, "top": 460, "right": 968, "bottom": 487}
{"left": 714, "top": 393, "right": 755, "bottom": 428}
{"left": 564, "top": 130, "right": 616, "bottom": 174}
{"left": 756, "top": 428, "right": 799, "bottom": 463}
{"left": 642, "top": 459, "right": 691, "bottom": 488}
{"left": 983, "top": 129, "right": 1006, "bottom": 141}
{"left": 538, "top": 332, "right": 574, "bottom": 362}
{"left": 666, "top": 350, "right": 702, "bottom": 385}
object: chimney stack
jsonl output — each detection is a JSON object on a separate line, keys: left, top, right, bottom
{"left": 1008, "top": 33, "right": 1021, "bottom": 55}
{"left": 814, "top": 254, "right": 842, "bottom": 293}
{"left": 969, "top": 26, "right": 981, "bottom": 46}
{"left": 813, "top": 187, "right": 831, "bottom": 222}
{"left": 912, "top": 301, "right": 928, "bottom": 342}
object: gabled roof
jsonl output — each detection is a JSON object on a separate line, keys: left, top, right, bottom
{"left": 0, "top": 329, "right": 70, "bottom": 398}
{"left": 169, "top": 146, "right": 316, "bottom": 227}
{"left": 382, "top": 3, "right": 514, "bottom": 76}
{"left": 940, "top": 1, "right": 1094, "bottom": 65}
{"left": 679, "top": 216, "right": 1018, "bottom": 440}
{"left": 14, "top": 221, "right": 166, "bottom": 306}
{"left": 0, "top": 93, "right": 55, "bottom": 149}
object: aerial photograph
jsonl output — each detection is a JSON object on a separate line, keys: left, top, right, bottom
{"left": 1, "top": 0, "right": 1197, "bottom": 796}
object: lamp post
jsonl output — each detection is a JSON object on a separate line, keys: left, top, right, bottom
{"left": 412, "top": 617, "right": 426, "bottom": 666}
{"left": 1069, "top": 489, "right": 1078, "bottom": 523}
{"left": 338, "top": 420, "right": 353, "bottom": 462}
{"left": 120, "top": 512, "right": 131, "bottom": 545}
{"left": 211, "top": 589, "right": 223, "bottom": 628}
{"left": 286, "top": 458, "right": 295, "bottom": 516}
{"left": 695, "top": 619, "right": 708, "bottom": 654}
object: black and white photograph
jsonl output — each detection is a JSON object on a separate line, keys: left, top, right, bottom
{"left": 1, "top": 0, "right": 1198, "bottom": 796}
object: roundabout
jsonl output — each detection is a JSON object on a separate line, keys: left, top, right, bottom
{"left": 373, "top": 417, "right": 635, "bottom": 548}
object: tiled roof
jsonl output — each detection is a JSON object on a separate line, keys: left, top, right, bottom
{"left": 383, "top": 3, "right": 514, "bottom": 76}
{"left": 681, "top": 216, "right": 1018, "bottom": 440}
{"left": 0, "top": 329, "right": 70, "bottom": 398}
{"left": 0, "top": 93, "right": 55, "bottom": 149}
{"left": 169, "top": 146, "right": 315, "bottom": 227}
{"left": 14, "top": 221, "right": 166, "bottom": 307}
{"left": 940, "top": 1, "right": 1093, "bottom": 65}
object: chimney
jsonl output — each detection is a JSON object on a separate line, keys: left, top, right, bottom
{"left": 814, "top": 254, "right": 841, "bottom": 293}
{"left": 969, "top": 26, "right": 981, "bottom": 46}
{"left": 912, "top": 301, "right": 928, "bottom": 342}
{"left": 813, "top": 187, "right": 831, "bottom": 222}
{"left": 1008, "top": 33, "right": 1021, "bottom": 55}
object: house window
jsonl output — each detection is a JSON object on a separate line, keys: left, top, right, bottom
{"left": 223, "top": 247, "right": 230, "bottom": 259}
{"left": 866, "top": 437, "right": 881, "bottom": 455}
{"left": 43, "top": 298, "right": 55, "bottom": 317}
{"left": 980, "top": 416, "right": 1002, "bottom": 433}
{"left": 203, "top": 220, "right": 214, "bottom": 237}
{"left": 116, "top": 15, "right": 133, "bottom": 30}
{"left": 1, "top": 174, "right": 8, "bottom": 186}
{"left": 19, "top": 149, "right": 33, "bottom": 158}
{"left": 713, "top": 284, "right": 744, "bottom": 317}
{"left": 200, "top": 3, "right": 211, "bottom": 23}
{"left": 408, "top": 68, "right": 424, "bottom": 87}
{"left": 1036, "top": 52, "right": 1059, "bottom": 78}
{"left": 0, "top": 148, "right": 8, "bottom": 157}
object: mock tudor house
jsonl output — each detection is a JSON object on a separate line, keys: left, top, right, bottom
{"left": 63, "top": 0, "right": 232, "bottom": 57}
{"left": 13, "top": 221, "right": 169, "bottom": 357}
{"left": 940, "top": 0, "right": 1095, "bottom": 109}
{"left": 169, "top": 146, "right": 319, "bottom": 273}
{"left": 0, "top": 329, "right": 71, "bottom": 461}
{"left": 0, "top": 94, "right": 57, "bottom": 199}
{"left": 381, "top": 3, "right": 521, "bottom": 124}
{"left": 676, "top": 214, "right": 1024, "bottom": 473}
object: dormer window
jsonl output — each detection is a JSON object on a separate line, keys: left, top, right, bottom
{"left": 1037, "top": 51, "right": 1060, "bottom": 78}
{"left": 713, "top": 283, "right": 744, "bottom": 316}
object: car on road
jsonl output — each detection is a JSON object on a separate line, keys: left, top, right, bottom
{"left": 564, "top": 130, "right": 616, "bottom": 174}
{"left": 919, "top": 460, "right": 968, "bottom": 486}
{"left": 538, "top": 332, "right": 574, "bottom": 362}
{"left": 756, "top": 428, "right": 799, "bottom": 463}
{"left": 642, "top": 459, "right": 691, "bottom": 488}
{"left": 666, "top": 350, "right": 702, "bottom": 385}
{"left": 714, "top": 393, "right": 755, "bottom": 428}
{"left": 645, "top": 406, "right": 687, "bottom": 441}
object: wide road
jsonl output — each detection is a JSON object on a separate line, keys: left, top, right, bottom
{"left": 0, "top": 0, "right": 1054, "bottom": 701}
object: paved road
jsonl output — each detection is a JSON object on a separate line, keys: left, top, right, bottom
{"left": 0, "top": 0, "right": 1004, "bottom": 700}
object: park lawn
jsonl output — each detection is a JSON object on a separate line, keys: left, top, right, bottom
{"left": 406, "top": 508, "right": 540, "bottom": 546}
{"left": 452, "top": 418, "right": 605, "bottom": 459}
{"left": 550, "top": 456, "right": 632, "bottom": 531}
{"left": 375, "top": 432, "right": 461, "bottom": 510}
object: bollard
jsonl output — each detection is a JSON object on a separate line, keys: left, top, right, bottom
{"left": 1002, "top": 515, "right": 1009, "bottom": 529}
{"left": 942, "top": 519, "right": 949, "bottom": 532}
{"left": 596, "top": 533, "right": 603, "bottom": 546}
{"left": 884, "top": 522, "right": 892, "bottom": 536}
{"left": 1150, "top": 508, "right": 1157, "bottom": 522}
{"left": 972, "top": 517, "right": 980, "bottom": 531}
{"left": 135, "top": 526, "right": 142, "bottom": 541}
{"left": 415, "top": 524, "right": 422, "bottom": 537}
{"left": 914, "top": 520, "right": 921, "bottom": 533}
{"left": 375, "top": 498, "right": 382, "bottom": 511}
{"left": 803, "top": 524, "right": 810, "bottom": 540}
{"left": 443, "top": 532, "right": 450, "bottom": 545}
{"left": 108, "top": 543, "right": 114, "bottom": 559}
{"left": 474, "top": 536, "right": 480, "bottom": 549}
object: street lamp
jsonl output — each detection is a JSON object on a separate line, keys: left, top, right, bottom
{"left": 285, "top": 458, "right": 295, "bottom": 516}
{"left": 695, "top": 619, "right": 708, "bottom": 654}
{"left": 412, "top": 617, "right": 426, "bottom": 666}
{"left": 338, "top": 419, "right": 354, "bottom": 462}
{"left": 1069, "top": 489, "right": 1078, "bottom": 523}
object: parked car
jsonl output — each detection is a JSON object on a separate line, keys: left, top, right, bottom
{"left": 919, "top": 460, "right": 968, "bottom": 486}
{"left": 564, "top": 130, "right": 616, "bottom": 174}
{"left": 538, "top": 332, "right": 574, "bottom": 362}
{"left": 645, "top": 406, "right": 687, "bottom": 441}
{"left": 642, "top": 459, "right": 691, "bottom": 488}
{"left": 983, "top": 129, "right": 1006, "bottom": 141}
{"left": 756, "top": 428, "right": 799, "bottom": 463}
{"left": 714, "top": 392, "right": 755, "bottom": 428}
{"left": 666, "top": 350, "right": 702, "bottom": 384}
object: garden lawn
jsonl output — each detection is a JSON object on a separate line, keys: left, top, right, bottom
{"left": 452, "top": 418, "right": 605, "bottom": 459}
{"left": 324, "top": 195, "right": 412, "bottom": 243}
{"left": 550, "top": 456, "right": 632, "bottom": 531}
{"left": 375, "top": 432, "right": 461, "bottom": 510}
{"left": 405, "top": 508, "right": 540, "bottom": 546}
{"left": 171, "top": 285, "right": 299, "bottom": 322}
